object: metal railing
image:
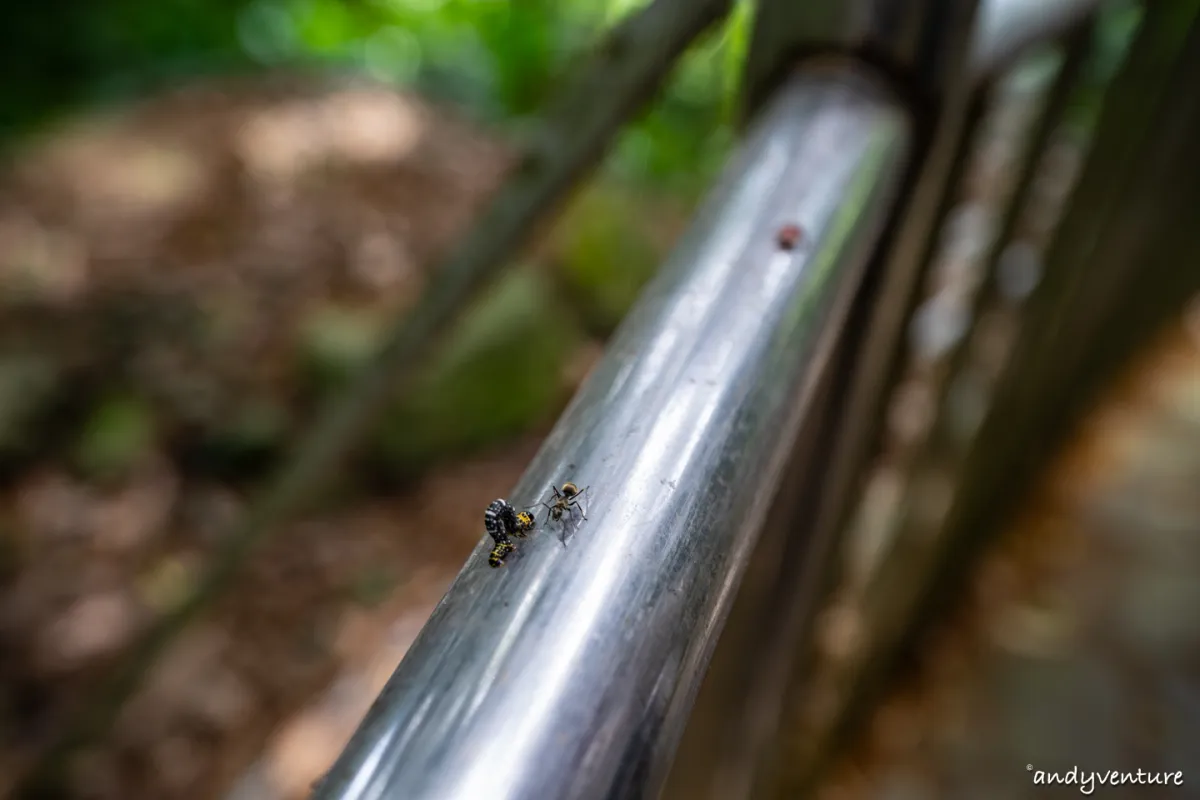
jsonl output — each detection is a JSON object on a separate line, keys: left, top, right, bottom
{"left": 317, "top": 62, "right": 911, "bottom": 800}
{"left": 310, "top": 1, "right": 1200, "bottom": 799}
{"left": 9, "top": 0, "right": 1199, "bottom": 796}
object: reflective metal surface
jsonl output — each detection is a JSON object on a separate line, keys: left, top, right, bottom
{"left": 741, "top": 0, "right": 979, "bottom": 119}
{"left": 314, "top": 66, "right": 912, "bottom": 800}
{"left": 799, "top": 4, "right": 1200, "bottom": 796}
{"left": 741, "top": 0, "right": 1097, "bottom": 122}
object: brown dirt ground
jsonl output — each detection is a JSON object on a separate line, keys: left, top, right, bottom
{"left": 0, "top": 73, "right": 562, "bottom": 800}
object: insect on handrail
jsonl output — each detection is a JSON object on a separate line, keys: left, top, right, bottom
{"left": 313, "top": 65, "right": 913, "bottom": 800}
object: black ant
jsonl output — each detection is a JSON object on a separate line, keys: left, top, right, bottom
{"left": 533, "top": 482, "right": 590, "bottom": 544}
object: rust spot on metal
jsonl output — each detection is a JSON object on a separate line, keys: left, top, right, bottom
{"left": 776, "top": 223, "right": 803, "bottom": 251}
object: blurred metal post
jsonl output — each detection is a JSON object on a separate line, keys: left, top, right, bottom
{"left": 658, "top": 3, "right": 1102, "bottom": 799}
{"left": 313, "top": 65, "right": 912, "bottom": 800}
{"left": 741, "top": 0, "right": 978, "bottom": 122}
{"left": 742, "top": 0, "right": 1100, "bottom": 122}
{"left": 972, "top": 0, "right": 1100, "bottom": 74}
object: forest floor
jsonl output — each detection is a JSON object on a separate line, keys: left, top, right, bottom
{"left": 814, "top": 314, "right": 1200, "bottom": 798}
{"left": 0, "top": 73, "right": 639, "bottom": 800}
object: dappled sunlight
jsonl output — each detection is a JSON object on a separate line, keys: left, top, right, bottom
{"left": 236, "top": 89, "right": 429, "bottom": 184}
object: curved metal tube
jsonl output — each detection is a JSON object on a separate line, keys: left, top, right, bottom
{"left": 314, "top": 66, "right": 912, "bottom": 800}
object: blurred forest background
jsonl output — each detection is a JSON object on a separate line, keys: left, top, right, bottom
{"left": 0, "top": 2, "right": 748, "bottom": 798}
{"left": 0, "top": 1, "right": 1187, "bottom": 799}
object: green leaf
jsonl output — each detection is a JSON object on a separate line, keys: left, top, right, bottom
{"left": 74, "top": 394, "right": 157, "bottom": 481}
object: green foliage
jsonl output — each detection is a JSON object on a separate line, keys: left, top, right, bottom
{"left": 299, "top": 305, "right": 387, "bottom": 393}
{"left": 1066, "top": 0, "right": 1145, "bottom": 133}
{"left": 0, "top": 0, "right": 254, "bottom": 142}
{"left": 73, "top": 394, "right": 157, "bottom": 481}
{"left": 605, "top": 3, "right": 747, "bottom": 197}
{"left": 0, "top": 0, "right": 744, "bottom": 199}
{"left": 375, "top": 268, "right": 581, "bottom": 473}
{"left": 557, "top": 184, "right": 662, "bottom": 334}
{"left": 0, "top": 0, "right": 1161, "bottom": 195}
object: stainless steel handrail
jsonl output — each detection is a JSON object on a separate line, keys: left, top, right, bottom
{"left": 313, "top": 65, "right": 912, "bottom": 800}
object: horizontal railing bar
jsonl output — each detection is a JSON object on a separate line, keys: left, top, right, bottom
{"left": 313, "top": 65, "right": 913, "bottom": 800}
